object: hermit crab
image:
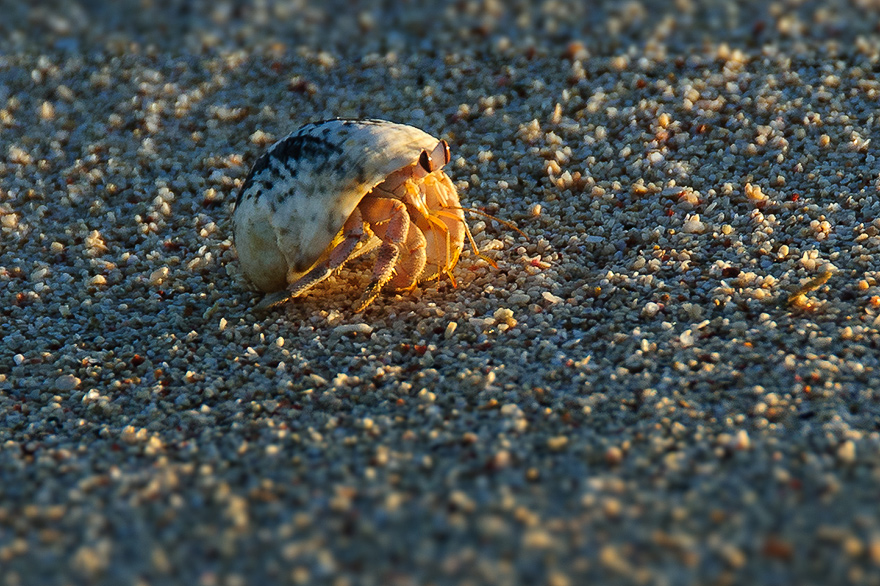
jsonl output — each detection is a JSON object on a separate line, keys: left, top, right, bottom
{"left": 233, "top": 119, "right": 485, "bottom": 312}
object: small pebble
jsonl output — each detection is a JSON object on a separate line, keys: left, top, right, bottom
{"left": 54, "top": 374, "right": 81, "bottom": 392}
{"left": 542, "top": 292, "right": 563, "bottom": 304}
{"left": 332, "top": 323, "right": 373, "bottom": 336}
{"left": 149, "top": 267, "right": 169, "bottom": 286}
{"left": 641, "top": 302, "right": 660, "bottom": 318}
{"left": 837, "top": 441, "right": 856, "bottom": 464}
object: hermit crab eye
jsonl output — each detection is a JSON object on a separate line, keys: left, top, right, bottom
{"left": 418, "top": 150, "right": 432, "bottom": 173}
{"left": 438, "top": 140, "right": 451, "bottom": 166}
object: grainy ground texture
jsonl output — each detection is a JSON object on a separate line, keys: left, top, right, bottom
{"left": 2, "top": 1, "right": 880, "bottom": 585}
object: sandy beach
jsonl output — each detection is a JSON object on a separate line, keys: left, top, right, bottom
{"left": 2, "top": 1, "right": 880, "bottom": 584}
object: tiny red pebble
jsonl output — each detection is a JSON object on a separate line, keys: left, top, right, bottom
{"left": 761, "top": 537, "right": 794, "bottom": 561}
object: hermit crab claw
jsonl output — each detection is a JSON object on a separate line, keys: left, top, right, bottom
{"left": 232, "top": 119, "right": 470, "bottom": 313}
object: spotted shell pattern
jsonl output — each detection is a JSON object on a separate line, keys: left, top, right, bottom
{"left": 232, "top": 119, "right": 464, "bottom": 306}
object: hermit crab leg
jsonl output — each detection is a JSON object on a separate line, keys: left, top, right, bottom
{"left": 388, "top": 222, "right": 427, "bottom": 291}
{"left": 254, "top": 209, "right": 373, "bottom": 312}
{"left": 355, "top": 196, "right": 411, "bottom": 312}
{"left": 416, "top": 174, "right": 462, "bottom": 272}
{"left": 435, "top": 205, "right": 526, "bottom": 268}
{"left": 458, "top": 207, "right": 528, "bottom": 238}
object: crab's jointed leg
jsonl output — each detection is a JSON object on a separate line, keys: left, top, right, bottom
{"left": 254, "top": 208, "right": 372, "bottom": 312}
{"left": 388, "top": 222, "right": 427, "bottom": 291}
{"left": 405, "top": 169, "right": 465, "bottom": 284}
{"left": 355, "top": 196, "right": 411, "bottom": 312}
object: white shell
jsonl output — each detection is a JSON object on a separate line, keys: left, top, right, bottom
{"left": 233, "top": 119, "right": 449, "bottom": 293}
